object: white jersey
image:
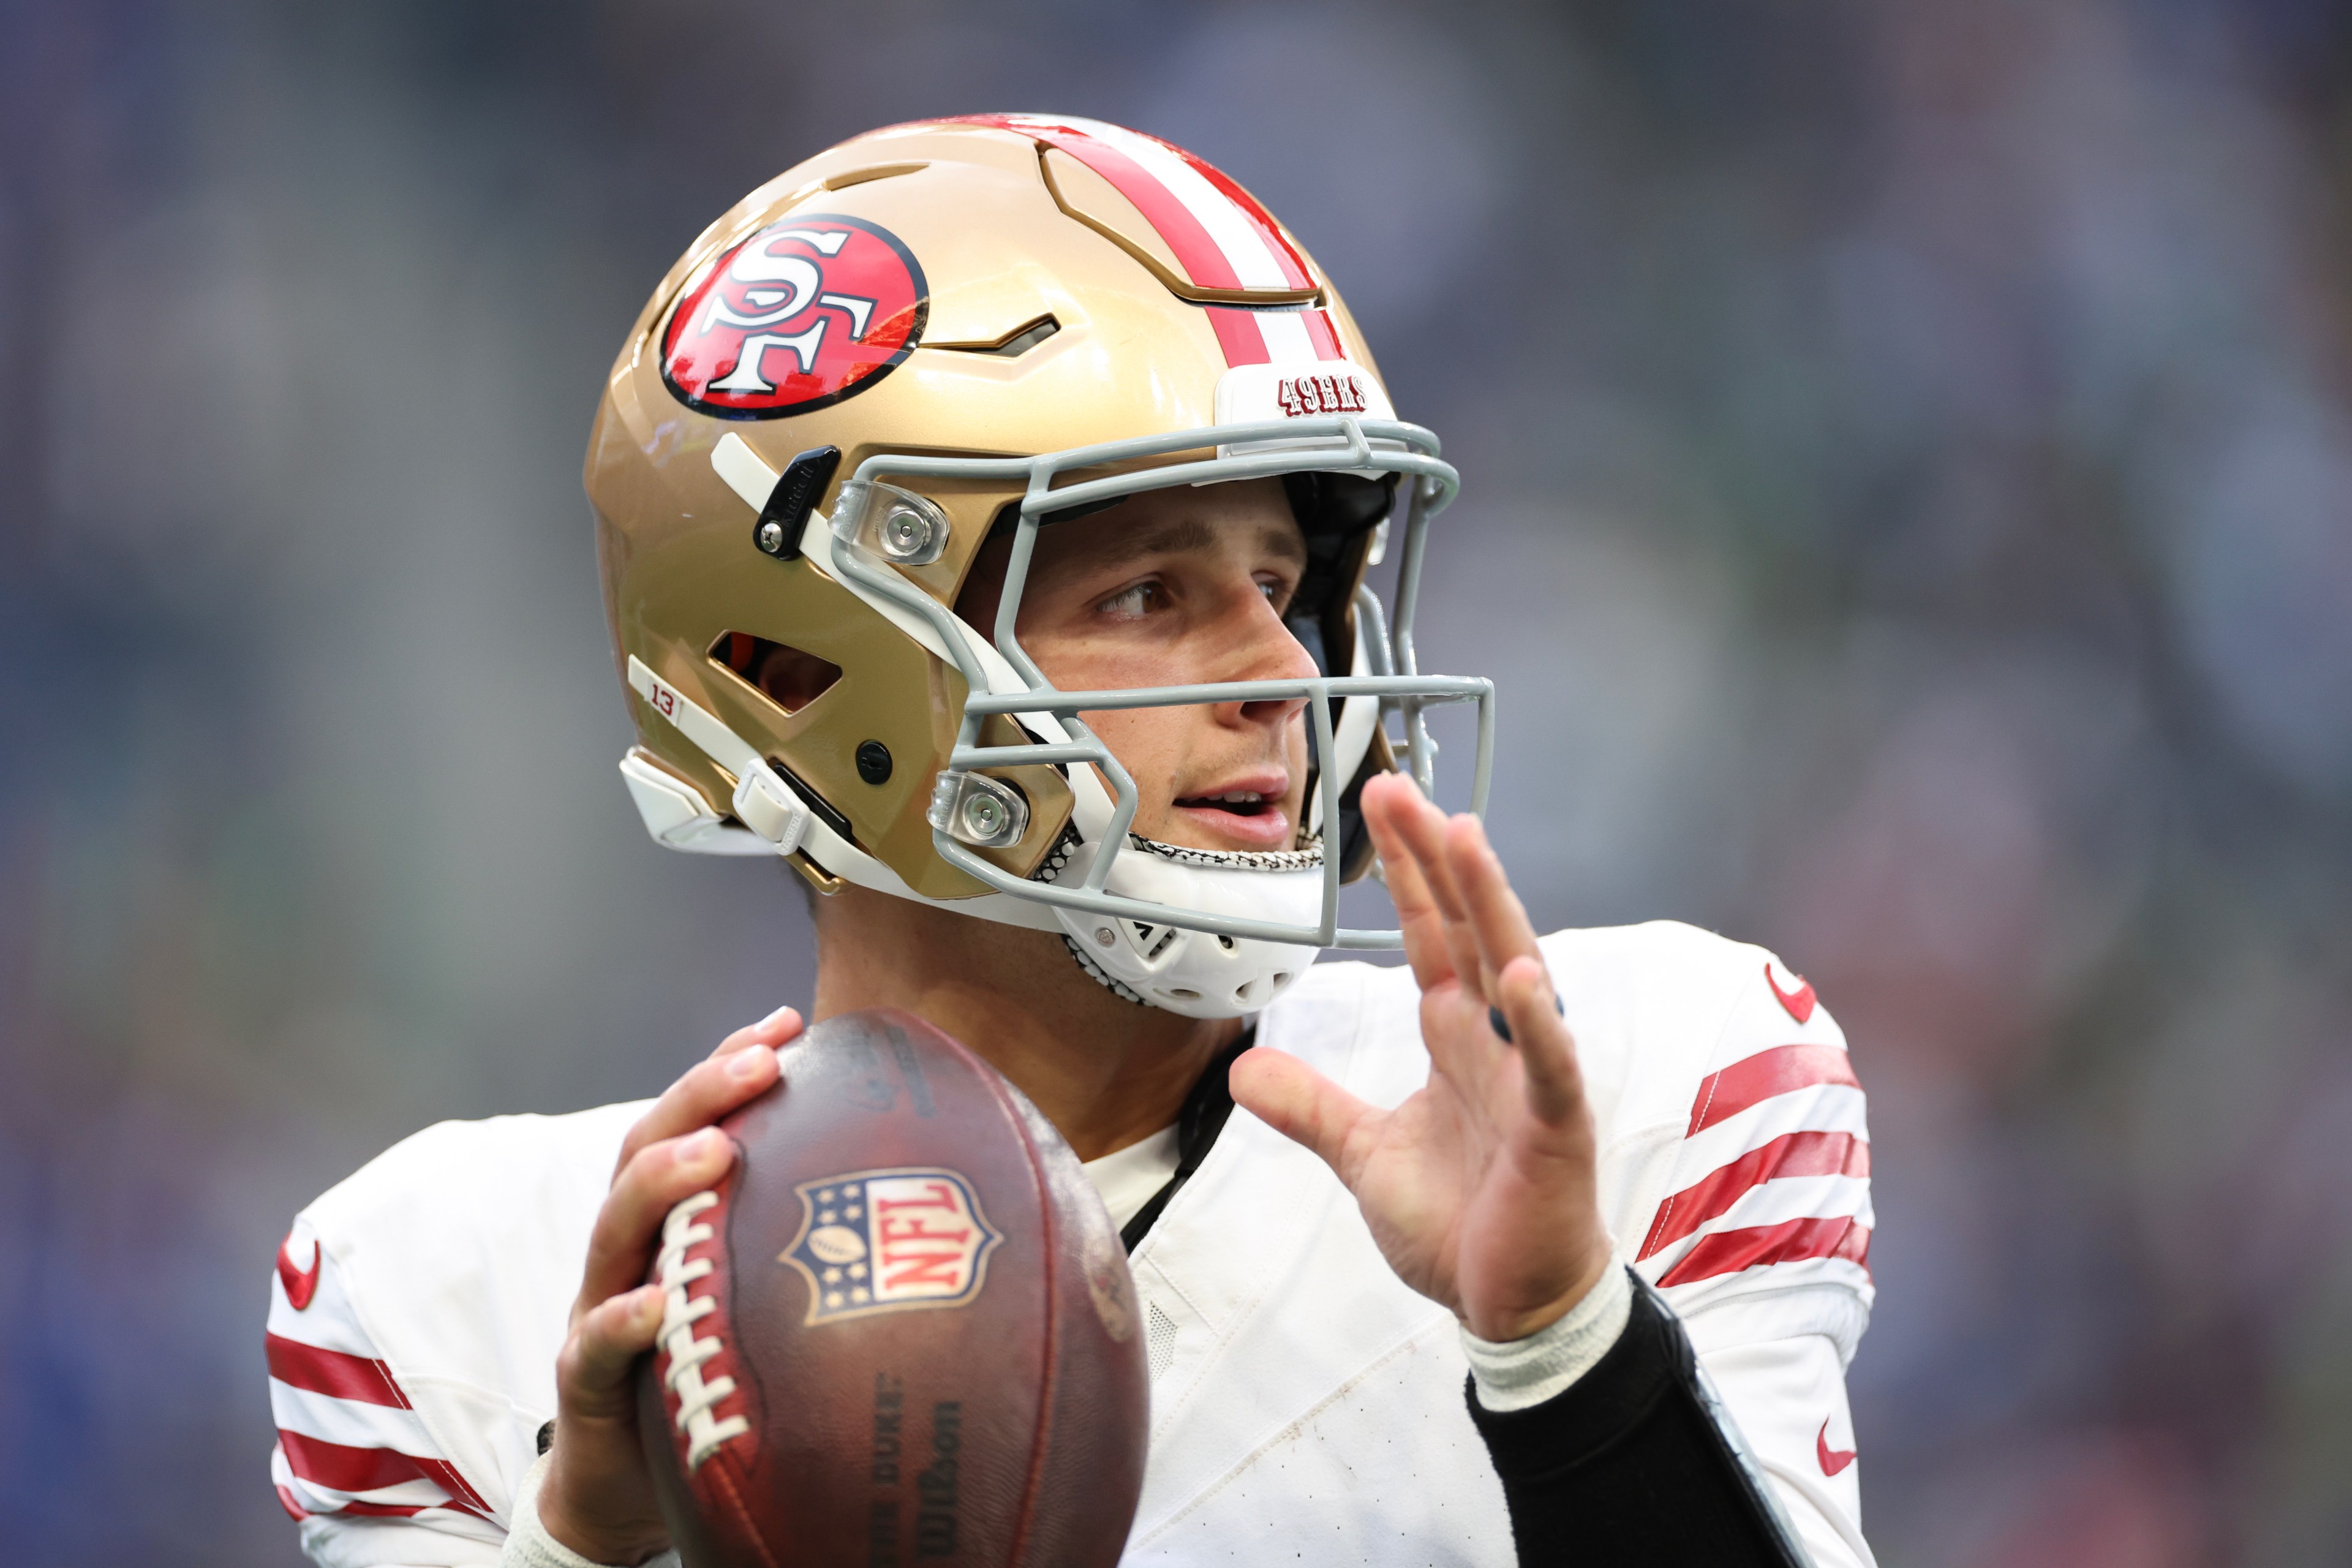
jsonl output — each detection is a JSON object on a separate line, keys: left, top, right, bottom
{"left": 265, "top": 922, "right": 1877, "bottom": 1567}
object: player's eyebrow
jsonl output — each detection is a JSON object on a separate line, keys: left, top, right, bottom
{"left": 1253, "top": 521, "right": 1311, "bottom": 567}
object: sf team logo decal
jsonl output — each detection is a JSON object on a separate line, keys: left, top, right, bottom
{"left": 662, "top": 213, "right": 927, "bottom": 418}
{"left": 781, "top": 1167, "right": 1000, "bottom": 1324}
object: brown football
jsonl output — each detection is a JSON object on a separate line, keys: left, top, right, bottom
{"left": 636, "top": 1008, "right": 1150, "bottom": 1567}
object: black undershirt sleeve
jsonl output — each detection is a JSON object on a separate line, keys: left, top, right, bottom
{"left": 1465, "top": 1272, "right": 1809, "bottom": 1566}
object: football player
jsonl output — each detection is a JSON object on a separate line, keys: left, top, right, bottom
{"left": 263, "top": 117, "right": 1876, "bottom": 1567}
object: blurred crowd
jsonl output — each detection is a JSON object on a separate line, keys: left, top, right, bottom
{"left": 5, "top": 1, "right": 2351, "bottom": 1562}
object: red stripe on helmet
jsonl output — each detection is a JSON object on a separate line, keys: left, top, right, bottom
{"left": 1161, "top": 144, "right": 1314, "bottom": 290}
{"left": 1301, "top": 308, "right": 1344, "bottom": 360}
{"left": 1205, "top": 307, "right": 1270, "bottom": 366}
{"left": 949, "top": 115, "right": 1243, "bottom": 293}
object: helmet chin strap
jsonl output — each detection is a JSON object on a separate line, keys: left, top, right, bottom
{"left": 1033, "top": 827, "right": 1329, "bottom": 1020}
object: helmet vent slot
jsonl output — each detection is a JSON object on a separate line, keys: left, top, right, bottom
{"left": 930, "top": 314, "right": 1060, "bottom": 358}
{"left": 709, "top": 631, "right": 842, "bottom": 715}
{"left": 823, "top": 160, "right": 927, "bottom": 191}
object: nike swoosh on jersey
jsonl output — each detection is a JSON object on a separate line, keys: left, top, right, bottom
{"left": 277, "top": 1232, "right": 323, "bottom": 1311}
{"left": 1765, "top": 960, "right": 1817, "bottom": 1024}
{"left": 1817, "top": 1417, "right": 1857, "bottom": 1476}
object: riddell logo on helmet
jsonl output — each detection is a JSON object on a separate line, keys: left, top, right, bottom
{"left": 1276, "top": 372, "right": 1371, "bottom": 417}
{"left": 662, "top": 213, "right": 928, "bottom": 418}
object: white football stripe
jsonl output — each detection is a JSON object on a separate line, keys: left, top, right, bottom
{"left": 1041, "top": 116, "right": 1292, "bottom": 290}
{"left": 270, "top": 1377, "right": 439, "bottom": 1453}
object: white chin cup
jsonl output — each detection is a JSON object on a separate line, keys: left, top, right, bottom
{"left": 1049, "top": 839, "right": 1324, "bottom": 1019}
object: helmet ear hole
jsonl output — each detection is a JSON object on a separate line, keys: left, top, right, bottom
{"left": 709, "top": 631, "right": 842, "bottom": 715}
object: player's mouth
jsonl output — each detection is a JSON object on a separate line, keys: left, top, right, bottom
{"left": 1170, "top": 772, "right": 1294, "bottom": 851}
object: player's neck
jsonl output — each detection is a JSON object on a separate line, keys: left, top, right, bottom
{"left": 807, "top": 883, "right": 1243, "bottom": 1162}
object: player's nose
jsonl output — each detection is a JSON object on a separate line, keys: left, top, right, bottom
{"left": 1218, "top": 583, "right": 1317, "bottom": 729}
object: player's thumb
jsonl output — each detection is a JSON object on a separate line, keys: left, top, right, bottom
{"left": 560, "top": 1284, "right": 665, "bottom": 1420}
{"left": 1229, "top": 1046, "right": 1374, "bottom": 1183}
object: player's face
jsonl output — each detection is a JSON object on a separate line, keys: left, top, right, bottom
{"left": 963, "top": 478, "right": 1317, "bottom": 854}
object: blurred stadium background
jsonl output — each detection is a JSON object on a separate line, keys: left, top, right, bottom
{"left": 6, "top": 1, "right": 2352, "bottom": 1562}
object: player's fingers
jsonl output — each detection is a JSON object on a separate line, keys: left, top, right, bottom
{"left": 1229, "top": 1046, "right": 1381, "bottom": 1186}
{"left": 559, "top": 1284, "right": 666, "bottom": 1417}
{"left": 1493, "top": 954, "right": 1585, "bottom": 1128}
{"left": 1444, "top": 815, "right": 1544, "bottom": 987}
{"left": 615, "top": 1039, "right": 782, "bottom": 1174}
{"left": 1386, "top": 787, "right": 1489, "bottom": 998}
{"left": 580, "top": 1128, "right": 736, "bottom": 1308}
{"left": 709, "top": 1003, "right": 804, "bottom": 1060}
{"left": 1360, "top": 775, "right": 1455, "bottom": 990}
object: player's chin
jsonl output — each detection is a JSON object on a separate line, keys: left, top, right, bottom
{"left": 1163, "top": 802, "right": 1297, "bottom": 853}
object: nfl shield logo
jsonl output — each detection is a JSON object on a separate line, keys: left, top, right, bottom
{"left": 780, "top": 1167, "right": 1001, "bottom": 1324}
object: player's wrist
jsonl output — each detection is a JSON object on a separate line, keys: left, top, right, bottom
{"left": 510, "top": 1447, "right": 668, "bottom": 1568}
{"left": 1463, "top": 1236, "right": 1615, "bottom": 1344}
{"left": 1461, "top": 1261, "right": 1634, "bottom": 1412}
{"left": 534, "top": 1434, "right": 669, "bottom": 1567}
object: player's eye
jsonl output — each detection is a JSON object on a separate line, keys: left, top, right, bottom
{"left": 1098, "top": 580, "right": 1162, "bottom": 621}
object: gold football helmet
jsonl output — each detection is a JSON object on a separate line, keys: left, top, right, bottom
{"left": 587, "top": 115, "right": 1491, "bottom": 1017}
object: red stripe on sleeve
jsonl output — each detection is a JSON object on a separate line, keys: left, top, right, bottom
{"left": 278, "top": 1429, "right": 440, "bottom": 1494}
{"left": 274, "top": 1481, "right": 309, "bottom": 1521}
{"left": 266, "top": 1333, "right": 412, "bottom": 1409}
{"left": 1686, "top": 1044, "right": 1861, "bottom": 1136}
{"left": 1205, "top": 307, "right": 1270, "bottom": 366}
{"left": 334, "top": 1498, "right": 439, "bottom": 1518}
{"left": 276, "top": 1431, "right": 492, "bottom": 1519}
{"left": 1637, "top": 1131, "right": 1871, "bottom": 1259}
{"left": 420, "top": 1453, "right": 491, "bottom": 1517}
{"left": 1654, "top": 1215, "right": 1872, "bottom": 1287}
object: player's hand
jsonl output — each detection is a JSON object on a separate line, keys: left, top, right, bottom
{"left": 1231, "top": 773, "right": 1613, "bottom": 1343}
{"left": 537, "top": 1006, "right": 801, "bottom": 1564}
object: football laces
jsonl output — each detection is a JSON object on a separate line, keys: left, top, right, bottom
{"left": 654, "top": 1190, "right": 751, "bottom": 1469}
